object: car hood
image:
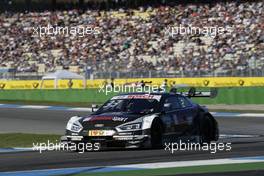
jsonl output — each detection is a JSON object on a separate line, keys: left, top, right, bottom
{"left": 80, "top": 112, "right": 144, "bottom": 129}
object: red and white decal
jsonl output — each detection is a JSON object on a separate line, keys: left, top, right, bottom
{"left": 112, "top": 94, "right": 161, "bottom": 101}
{"left": 83, "top": 117, "right": 92, "bottom": 122}
{"left": 83, "top": 116, "right": 128, "bottom": 122}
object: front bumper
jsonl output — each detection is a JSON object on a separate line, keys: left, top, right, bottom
{"left": 61, "top": 130, "right": 151, "bottom": 149}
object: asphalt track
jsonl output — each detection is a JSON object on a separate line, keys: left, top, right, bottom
{"left": 0, "top": 108, "right": 264, "bottom": 174}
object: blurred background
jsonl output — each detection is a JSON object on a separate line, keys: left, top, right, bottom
{"left": 0, "top": 0, "right": 263, "bottom": 80}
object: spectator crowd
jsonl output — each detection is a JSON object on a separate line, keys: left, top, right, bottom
{"left": 0, "top": 1, "right": 263, "bottom": 75}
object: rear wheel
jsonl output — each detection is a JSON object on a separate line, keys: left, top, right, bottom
{"left": 151, "top": 119, "right": 163, "bottom": 149}
{"left": 199, "top": 115, "right": 214, "bottom": 144}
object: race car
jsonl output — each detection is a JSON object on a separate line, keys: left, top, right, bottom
{"left": 61, "top": 90, "right": 219, "bottom": 149}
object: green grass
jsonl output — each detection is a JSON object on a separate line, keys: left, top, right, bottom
{"left": 73, "top": 162, "right": 264, "bottom": 176}
{"left": 0, "top": 87, "right": 264, "bottom": 105}
{"left": 0, "top": 133, "right": 61, "bottom": 148}
{"left": 0, "top": 100, "right": 91, "bottom": 107}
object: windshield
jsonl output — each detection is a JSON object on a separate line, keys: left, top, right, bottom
{"left": 96, "top": 98, "right": 159, "bottom": 114}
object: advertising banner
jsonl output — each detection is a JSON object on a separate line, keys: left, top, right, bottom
{"left": 0, "top": 77, "right": 264, "bottom": 89}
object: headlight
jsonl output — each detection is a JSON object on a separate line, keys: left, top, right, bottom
{"left": 66, "top": 116, "right": 83, "bottom": 133}
{"left": 119, "top": 123, "right": 142, "bottom": 131}
{"left": 71, "top": 123, "right": 83, "bottom": 132}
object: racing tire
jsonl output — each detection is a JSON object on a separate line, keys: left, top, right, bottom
{"left": 151, "top": 119, "right": 163, "bottom": 149}
{"left": 198, "top": 115, "right": 214, "bottom": 144}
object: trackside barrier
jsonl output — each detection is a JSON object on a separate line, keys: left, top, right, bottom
{"left": 0, "top": 77, "right": 264, "bottom": 89}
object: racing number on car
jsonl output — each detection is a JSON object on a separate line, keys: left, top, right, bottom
{"left": 89, "top": 130, "right": 105, "bottom": 136}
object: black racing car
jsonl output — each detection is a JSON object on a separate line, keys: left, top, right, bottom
{"left": 61, "top": 90, "right": 219, "bottom": 149}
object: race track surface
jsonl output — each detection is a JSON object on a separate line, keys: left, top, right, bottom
{"left": 169, "top": 170, "right": 264, "bottom": 176}
{"left": 0, "top": 108, "right": 264, "bottom": 173}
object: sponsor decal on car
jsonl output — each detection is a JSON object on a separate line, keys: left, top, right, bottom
{"left": 84, "top": 116, "right": 128, "bottom": 122}
{"left": 94, "top": 124, "right": 104, "bottom": 127}
{"left": 112, "top": 94, "right": 162, "bottom": 101}
{"left": 90, "top": 116, "right": 113, "bottom": 121}
{"left": 112, "top": 117, "right": 128, "bottom": 122}
{"left": 88, "top": 130, "right": 115, "bottom": 136}
{"left": 83, "top": 117, "right": 92, "bottom": 122}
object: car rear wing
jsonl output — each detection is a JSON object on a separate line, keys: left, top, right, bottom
{"left": 171, "top": 87, "right": 218, "bottom": 98}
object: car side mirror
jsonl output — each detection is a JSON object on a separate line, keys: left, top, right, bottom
{"left": 91, "top": 104, "right": 98, "bottom": 112}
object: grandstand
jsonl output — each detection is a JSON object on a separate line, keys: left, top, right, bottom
{"left": 0, "top": 0, "right": 263, "bottom": 79}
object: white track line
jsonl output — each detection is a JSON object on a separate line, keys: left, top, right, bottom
{"left": 18, "top": 105, "right": 50, "bottom": 109}
{"left": 1, "top": 156, "right": 264, "bottom": 176}
{"left": 115, "top": 156, "right": 264, "bottom": 169}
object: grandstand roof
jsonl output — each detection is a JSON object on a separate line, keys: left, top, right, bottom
{"left": 42, "top": 70, "right": 83, "bottom": 80}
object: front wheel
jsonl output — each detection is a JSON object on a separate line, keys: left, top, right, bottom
{"left": 151, "top": 119, "right": 163, "bottom": 149}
